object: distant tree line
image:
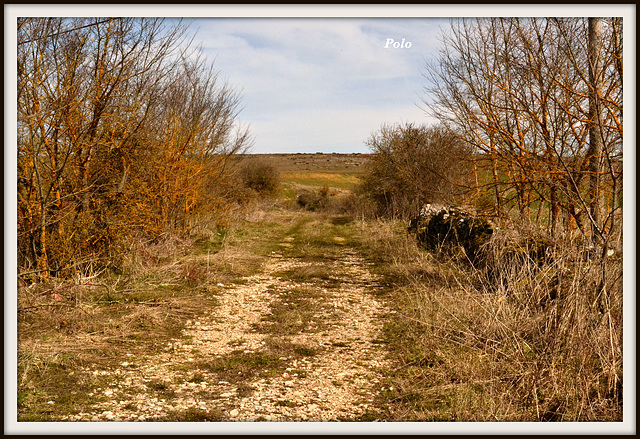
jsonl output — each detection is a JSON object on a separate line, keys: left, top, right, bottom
{"left": 17, "top": 18, "right": 251, "bottom": 279}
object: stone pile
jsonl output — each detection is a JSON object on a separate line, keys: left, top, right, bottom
{"left": 408, "top": 204, "right": 495, "bottom": 263}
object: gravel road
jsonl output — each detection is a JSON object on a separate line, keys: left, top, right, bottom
{"left": 61, "top": 237, "right": 392, "bottom": 422}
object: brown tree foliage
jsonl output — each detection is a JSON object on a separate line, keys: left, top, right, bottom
{"left": 237, "top": 159, "right": 281, "bottom": 196}
{"left": 360, "top": 123, "right": 474, "bottom": 219}
{"left": 17, "top": 18, "right": 251, "bottom": 279}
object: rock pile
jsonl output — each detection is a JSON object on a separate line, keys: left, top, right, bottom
{"left": 408, "top": 204, "right": 494, "bottom": 263}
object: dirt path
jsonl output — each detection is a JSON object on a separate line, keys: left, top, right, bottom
{"left": 60, "top": 217, "right": 392, "bottom": 422}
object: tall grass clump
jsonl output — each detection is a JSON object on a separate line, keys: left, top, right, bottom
{"left": 360, "top": 219, "right": 623, "bottom": 421}
{"left": 472, "top": 230, "right": 623, "bottom": 420}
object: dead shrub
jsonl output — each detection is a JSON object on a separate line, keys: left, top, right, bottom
{"left": 474, "top": 232, "right": 623, "bottom": 420}
{"left": 296, "top": 185, "right": 329, "bottom": 211}
{"left": 122, "top": 232, "right": 192, "bottom": 274}
{"left": 359, "top": 123, "right": 473, "bottom": 219}
{"left": 238, "top": 159, "right": 281, "bottom": 196}
{"left": 180, "top": 261, "right": 208, "bottom": 286}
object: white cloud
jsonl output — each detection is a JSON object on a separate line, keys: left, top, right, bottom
{"left": 242, "top": 103, "right": 439, "bottom": 154}
{"left": 184, "top": 18, "right": 447, "bottom": 153}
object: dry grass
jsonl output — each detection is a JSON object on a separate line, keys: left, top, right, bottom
{"left": 16, "top": 202, "right": 292, "bottom": 420}
{"left": 358, "top": 219, "right": 623, "bottom": 421}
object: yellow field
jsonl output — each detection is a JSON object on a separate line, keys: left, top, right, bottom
{"left": 280, "top": 171, "right": 362, "bottom": 191}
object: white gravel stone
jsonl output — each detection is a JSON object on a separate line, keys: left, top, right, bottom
{"left": 54, "top": 246, "right": 391, "bottom": 422}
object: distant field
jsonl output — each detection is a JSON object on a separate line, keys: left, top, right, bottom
{"left": 235, "top": 153, "right": 370, "bottom": 191}
{"left": 279, "top": 172, "right": 362, "bottom": 191}
{"left": 236, "top": 153, "right": 369, "bottom": 173}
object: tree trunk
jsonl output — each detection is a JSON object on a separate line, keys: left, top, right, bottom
{"left": 588, "top": 17, "right": 604, "bottom": 244}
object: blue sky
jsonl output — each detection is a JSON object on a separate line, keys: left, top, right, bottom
{"left": 184, "top": 18, "right": 448, "bottom": 154}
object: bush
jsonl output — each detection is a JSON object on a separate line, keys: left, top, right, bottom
{"left": 238, "top": 159, "right": 280, "bottom": 196}
{"left": 359, "top": 123, "right": 473, "bottom": 219}
{"left": 296, "top": 185, "right": 329, "bottom": 211}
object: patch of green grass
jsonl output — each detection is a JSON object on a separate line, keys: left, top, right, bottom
{"left": 293, "top": 346, "right": 317, "bottom": 357}
{"left": 17, "top": 358, "right": 99, "bottom": 421}
{"left": 187, "top": 372, "right": 205, "bottom": 383}
{"left": 16, "top": 273, "right": 213, "bottom": 421}
{"left": 370, "top": 338, "right": 389, "bottom": 345}
{"left": 17, "top": 391, "right": 29, "bottom": 408}
{"left": 197, "top": 350, "right": 285, "bottom": 383}
{"left": 277, "top": 219, "right": 361, "bottom": 262}
{"left": 281, "top": 172, "right": 362, "bottom": 191}
{"left": 147, "top": 379, "right": 177, "bottom": 399}
{"left": 263, "top": 337, "right": 322, "bottom": 361}
{"left": 192, "top": 231, "right": 227, "bottom": 255}
{"left": 161, "top": 407, "right": 225, "bottom": 422}
{"left": 275, "top": 264, "right": 338, "bottom": 285}
{"left": 330, "top": 215, "right": 355, "bottom": 225}
{"left": 256, "top": 285, "right": 329, "bottom": 335}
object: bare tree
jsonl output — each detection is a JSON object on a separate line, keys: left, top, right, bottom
{"left": 423, "top": 18, "right": 622, "bottom": 245}
{"left": 360, "top": 123, "right": 473, "bottom": 219}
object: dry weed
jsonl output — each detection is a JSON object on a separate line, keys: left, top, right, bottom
{"left": 360, "top": 220, "right": 623, "bottom": 421}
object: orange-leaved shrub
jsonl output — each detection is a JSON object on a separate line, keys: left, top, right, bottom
{"left": 17, "top": 18, "right": 251, "bottom": 280}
